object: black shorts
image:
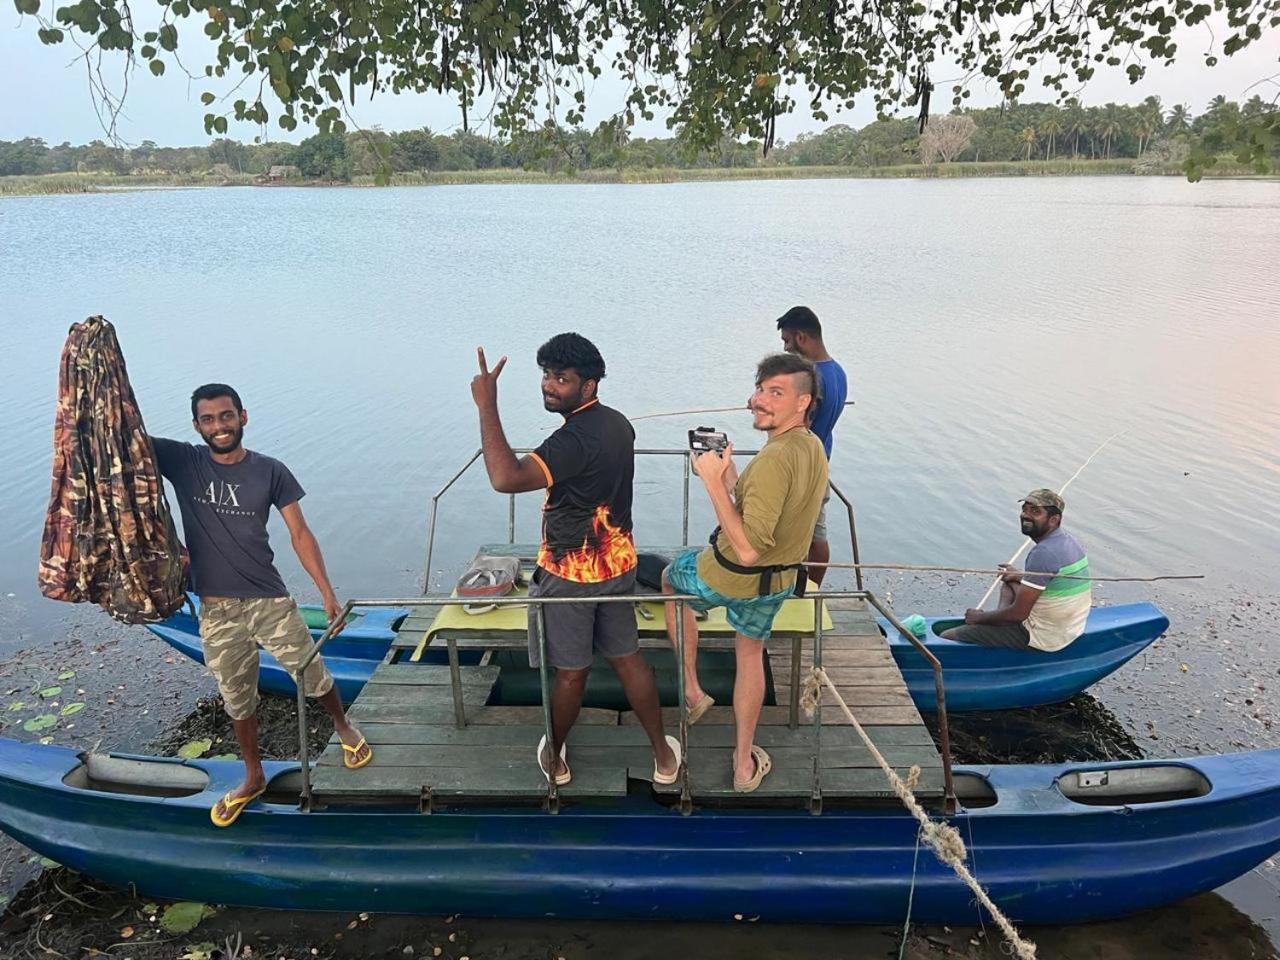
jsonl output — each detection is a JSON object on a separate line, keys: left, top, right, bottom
{"left": 948, "top": 622, "right": 1031, "bottom": 650}
{"left": 526, "top": 567, "right": 640, "bottom": 669}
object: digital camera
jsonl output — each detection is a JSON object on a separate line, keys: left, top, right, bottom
{"left": 688, "top": 426, "right": 729, "bottom": 454}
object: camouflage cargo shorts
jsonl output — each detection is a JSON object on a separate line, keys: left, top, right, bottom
{"left": 198, "top": 597, "right": 334, "bottom": 720}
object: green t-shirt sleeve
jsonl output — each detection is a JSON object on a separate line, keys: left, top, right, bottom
{"left": 736, "top": 451, "right": 790, "bottom": 553}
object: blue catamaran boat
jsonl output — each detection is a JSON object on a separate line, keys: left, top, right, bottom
{"left": 3, "top": 449, "right": 1228, "bottom": 932}
{"left": 1, "top": 736, "right": 1277, "bottom": 924}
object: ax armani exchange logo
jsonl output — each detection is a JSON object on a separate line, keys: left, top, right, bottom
{"left": 194, "top": 480, "right": 257, "bottom": 517}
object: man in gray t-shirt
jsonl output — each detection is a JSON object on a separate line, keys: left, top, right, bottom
{"left": 941, "top": 488, "right": 1092, "bottom": 652}
{"left": 153, "top": 383, "right": 372, "bottom": 827}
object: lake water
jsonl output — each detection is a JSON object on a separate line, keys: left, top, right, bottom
{"left": 1, "top": 176, "right": 1279, "bottom": 951}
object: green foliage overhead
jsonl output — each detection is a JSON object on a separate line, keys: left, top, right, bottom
{"left": 12, "top": 0, "right": 1279, "bottom": 160}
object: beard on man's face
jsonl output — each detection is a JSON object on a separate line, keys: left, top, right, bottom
{"left": 201, "top": 423, "right": 244, "bottom": 453}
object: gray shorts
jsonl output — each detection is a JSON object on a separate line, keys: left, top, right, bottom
{"left": 948, "top": 622, "right": 1031, "bottom": 650}
{"left": 812, "top": 493, "right": 831, "bottom": 543}
{"left": 526, "top": 567, "right": 640, "bottom": 669}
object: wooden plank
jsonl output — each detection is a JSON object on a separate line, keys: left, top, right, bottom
{"left": 338, "top": 722, "right": 937, "bottom": 749}
{"left": 770, "top": 667, "right": 907, "bottom": 688}
{"left": 353, "top": 684, "right": 496, "bottom": 705}
{"left": 366, "top": 664, "right": 501, "bottom": 687}
{"left": 620, "top": 705, "right": 931, "bottom": 727}
{"left": 653, "top": 759, "right": 942, "bottom": 799}
{"left": 774, "top": 685, "right": 915, "bottom": 708}
{"left": 348, "top": 703, "right": 620, "bottom": 725}
{"left": 768, "top": 649, "right": 897, "bottom": 669}
{"left": 319, "top": 744, "right": 659, "bottom": 769}
{"left": 312, "top": 765, "right": 626, "bottom": 799}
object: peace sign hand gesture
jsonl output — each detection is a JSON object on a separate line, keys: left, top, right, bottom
{"left": 471, "top": 347, "right": 508, "bottom": 409}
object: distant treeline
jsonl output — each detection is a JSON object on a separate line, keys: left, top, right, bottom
{"left": 2, "top": 96, "right": 1274, "bottom": 181}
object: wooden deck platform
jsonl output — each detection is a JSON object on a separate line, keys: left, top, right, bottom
{"left": 313, "top": 548, "right": 943, "bottom": 812}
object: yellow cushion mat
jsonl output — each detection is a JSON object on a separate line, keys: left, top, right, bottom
{"left": 411, "top": 586, "right": 835, "bottom": 661}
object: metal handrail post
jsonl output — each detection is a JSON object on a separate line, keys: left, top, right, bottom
{"left": 508, "top": 494, "right": 516, "bottom": 544}
{"left": 294, "top": 598, "right": 355, "bottom": 810}
{"left": 674, "top": 599, "right": 691, "bottom": 814}
{"left": 535, "top": 604, "right": 559, "bottom": 813}
{"left": 788, "top": 635, "right": 801, "bottom": 729}
{"left": 681, "top": 454, "right": 691, "bottom": 546}
{"left": 861, "top": 591, "right": 956, "bottom": 813}
{"left": 828, "top": 480, "right": 863, "bottom": 591}
{"left": 423, "top": 449, "right": 483, "bottom": 592}
{"left": 810, "top": 594, "right": 824, "bottom": 815}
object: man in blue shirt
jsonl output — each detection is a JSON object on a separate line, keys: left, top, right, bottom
{"left": 777, "top": 306, "right": 848, "bottom": 586}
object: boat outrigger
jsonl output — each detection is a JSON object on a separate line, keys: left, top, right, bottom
{"left": 1, "top": 448, "right": 1266, "bottom": 930}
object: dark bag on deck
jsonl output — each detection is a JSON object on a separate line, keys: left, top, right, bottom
{"left": 37, "top": 316, "right": 188, "bottom": 624}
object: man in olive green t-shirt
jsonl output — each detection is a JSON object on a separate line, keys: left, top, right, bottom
{"left": 662, "top": 353, "right": 828, "bottom": 793}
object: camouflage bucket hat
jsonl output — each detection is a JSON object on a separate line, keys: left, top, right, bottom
{"left": 1021, "top": 488, "right": 1065, "bottom": 512}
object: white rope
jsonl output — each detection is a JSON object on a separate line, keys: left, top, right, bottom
{"left": 802, "top": 667, "right": 1037, "bottom": 960}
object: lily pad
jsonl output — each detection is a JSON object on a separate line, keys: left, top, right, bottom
{"left": 180, "top": 944, "right": 217, "bottom": 960}
{"left": 37, "top": 857, "right": 60, "bottom": 869}
{"left": 38, "top": 686, "right": 62, "bottom": 699}
{"left": 58, "top": 671, "right": 76, "bottom": 681}
{"left": 209, "top": 753, "right": 238, "bottom": 760}
{"left": 60, "top": 702, "right": 86, "bottom": 717}
{"left": 141, "top": 902, "right": 159, "bottom": 916}
{"left": 159, "top": 901, "right": 211, "bottom": 934}
{"left": 7, "top": 702, "right": 26, "bottom": 712}
{"left": 23, "top": 714, "right": 57, "bottom": 732}
{"left": 176, "top": 739, "right": 212, "bottom": 759}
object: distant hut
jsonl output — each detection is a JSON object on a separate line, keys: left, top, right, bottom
{"left": 266, "top": 164, "right": 301, "bottom": 181}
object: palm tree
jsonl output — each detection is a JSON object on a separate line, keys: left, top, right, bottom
{"left": 1039, "top": 114, "right": 1063, "bottom": 160}
{"left": 1064, "top": 100, "right": 1088, "bottom": 158}
{"left": 1166, "top": 103, "right": 1191, "bottom": 135}
{"left": 1098, "top": 103, "right": 1123, "bottom": 159}
{"left": 1018, "top": 126, "right": 1038, "bottom": 161}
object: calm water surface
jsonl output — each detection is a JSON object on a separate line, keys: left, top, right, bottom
{"left": 1, "top": 176, "right": 1278, "bottom": 950}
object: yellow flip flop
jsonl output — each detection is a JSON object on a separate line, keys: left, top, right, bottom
{"left": 342, "top": 735, "right": 373, "bottom": 770}
{"left": 210, "top": 787, "right": 266, "bottom": 828}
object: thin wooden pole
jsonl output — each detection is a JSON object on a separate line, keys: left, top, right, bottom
{"left": 804, "top": 560, "right": 1198, "bottom": 583}
{"left": 976, "top": 430, "right": 1127, "bottom": 609}
{"left": 628, "top": 400, "right": 855, "bottom": 423}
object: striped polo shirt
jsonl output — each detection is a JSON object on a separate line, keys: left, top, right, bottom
{"left": 1021, "top": 527, "right": 1091, "bottom": 652}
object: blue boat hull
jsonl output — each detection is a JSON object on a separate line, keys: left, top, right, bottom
{"left": 148, "top": 601, "right": 1168, "bottom": 712}
{"left": 146, "top": 598, "right": 448, "bottom": 703}
{"left": 1, "top": 738, "right": 1277, "bottom": 924}
{"left": 883, "top": 602, "right": 1169, "bottom": 711}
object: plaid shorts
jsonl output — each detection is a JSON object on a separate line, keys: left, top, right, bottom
{"left": 664, "top": 548, "right": 793, "bottom": 642}
{"left": 199, "top": 597, "right": 334, "bottom": 720}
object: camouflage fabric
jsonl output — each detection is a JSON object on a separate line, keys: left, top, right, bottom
{"left": 199, "top": 597, "right": 334, "bottom": 720}
{"left": 38, "top": 316, "right": 188, "bottom": 623}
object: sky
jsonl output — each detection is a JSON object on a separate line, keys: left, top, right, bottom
{"left": 1, "top": 7, "right": 1276, "bottom": 147}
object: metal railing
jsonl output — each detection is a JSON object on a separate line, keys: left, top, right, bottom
{"left": 423, "top": 448, "right": 862, "bottom": 592}
{"left": 292, "top": 589, "right": 954, "bottom": 815}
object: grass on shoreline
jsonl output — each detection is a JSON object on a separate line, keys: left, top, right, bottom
{"left": 3, "top": 158, "right": 1265, "bottom": 196}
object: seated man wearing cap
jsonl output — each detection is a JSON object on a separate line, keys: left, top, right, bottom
{"left": 941, "top": 489, "right": 1091, "bottom": 652}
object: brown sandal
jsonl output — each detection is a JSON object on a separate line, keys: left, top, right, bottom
{"left": 733, "top": 745, "right": 773, "bottom": 793}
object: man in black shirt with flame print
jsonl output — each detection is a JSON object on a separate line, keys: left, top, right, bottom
{"left": 471, "top": 333, "right": 678, "bottom": 788}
